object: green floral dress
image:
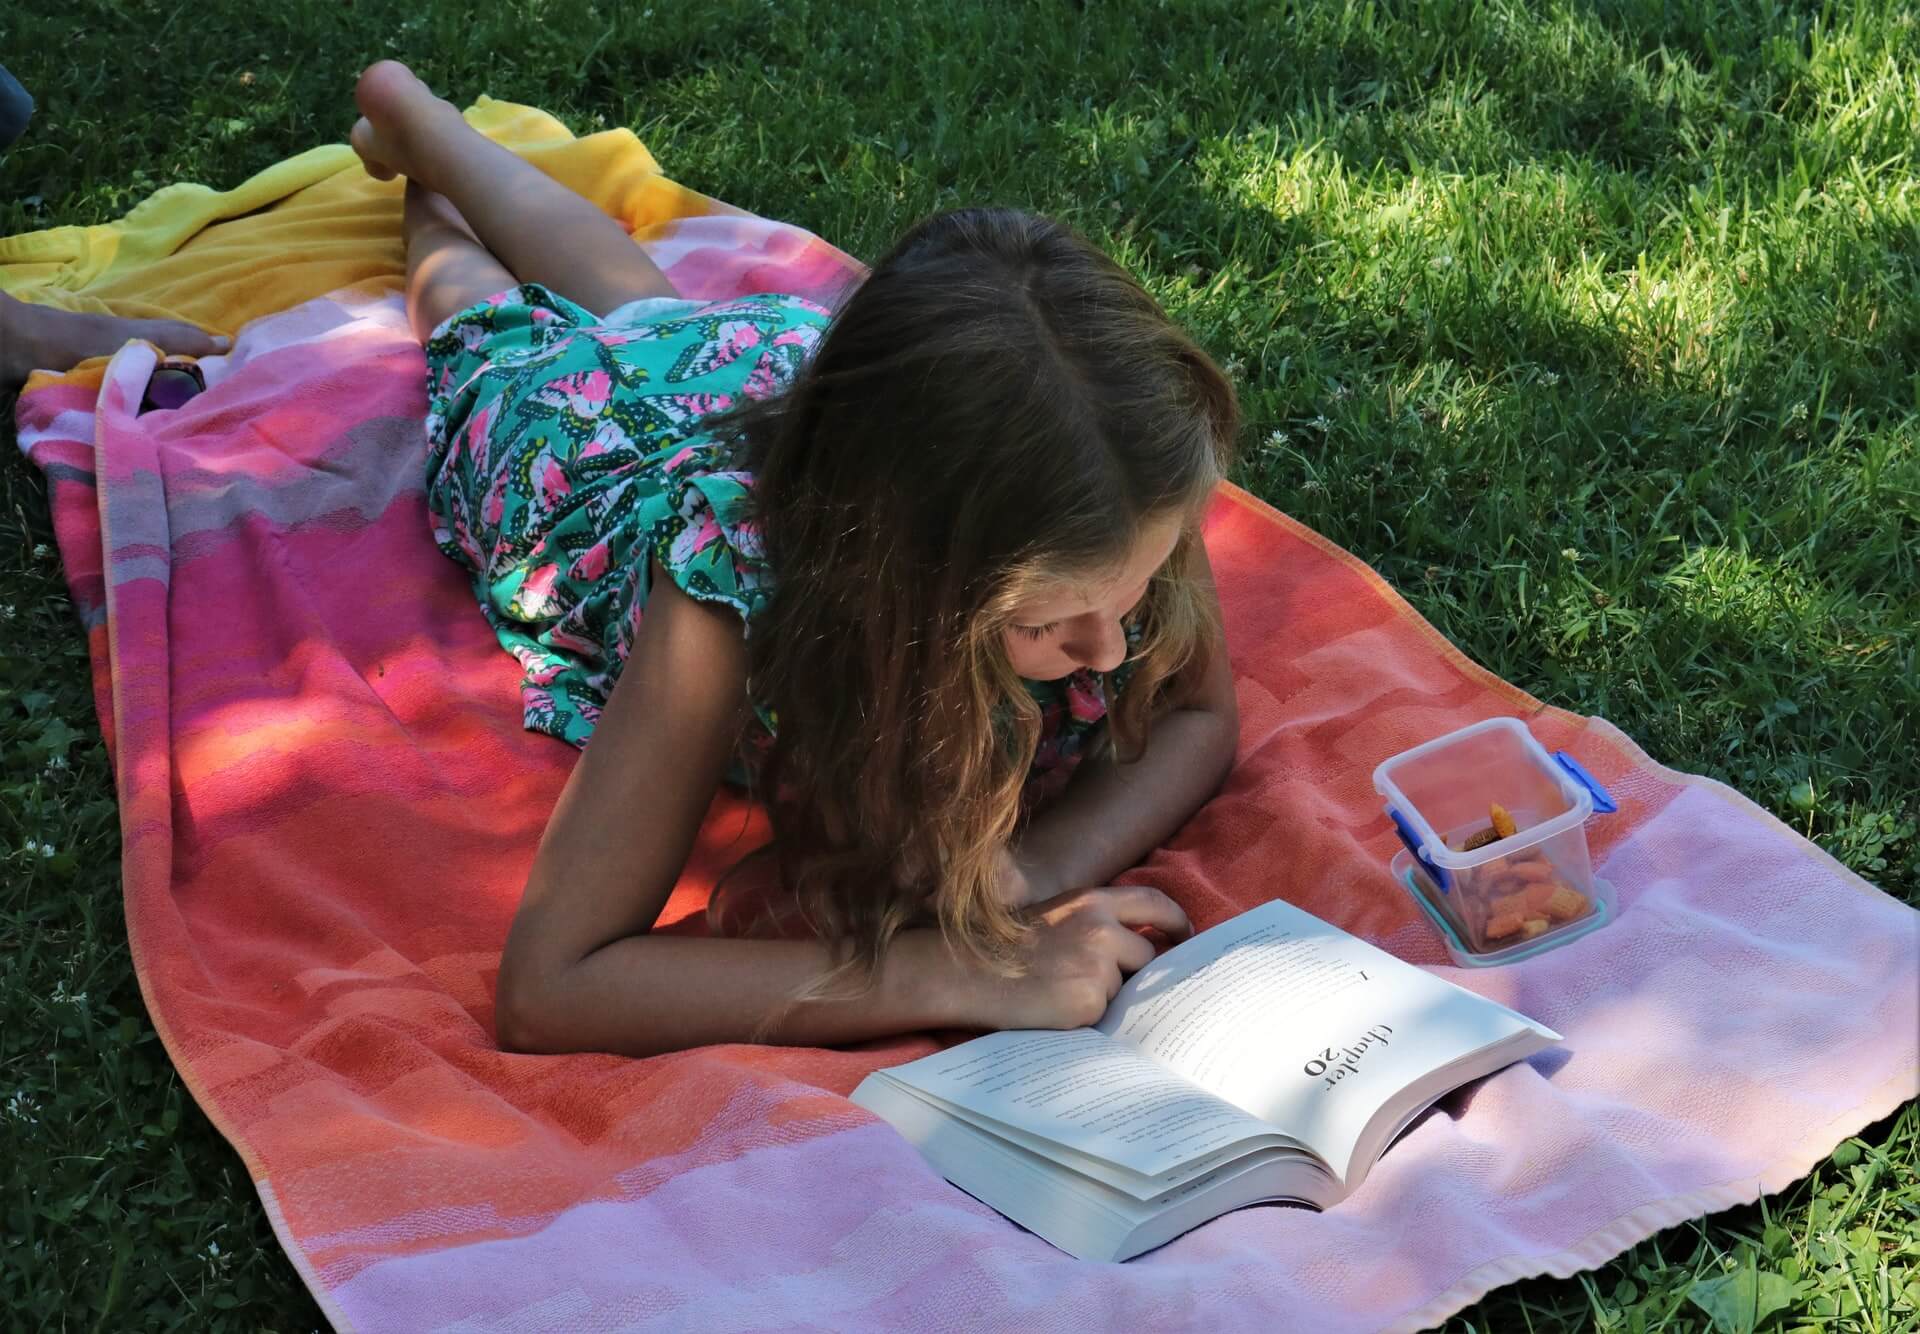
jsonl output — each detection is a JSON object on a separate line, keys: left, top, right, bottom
{"left": 423, "top": 283, "right": 1122, "bottom": 805}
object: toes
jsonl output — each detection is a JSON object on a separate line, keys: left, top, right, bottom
{"left": 350, "top": 116, "right": 397, "bottom": 180}
{"left": 354, "top": 59, "right": 424, "bottom": 121}
{"left": 354, "top": 61, "right": 399, "bottom": 116}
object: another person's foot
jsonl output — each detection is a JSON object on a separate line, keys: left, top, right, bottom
{"left": 0, "top": 292, "right": 228, "bottom": 391}
{"left": 350, "top": 60, "right": 463, "bottom": 186}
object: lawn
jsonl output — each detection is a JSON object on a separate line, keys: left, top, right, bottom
{"left": 2, "top": 0, "right": 1916, "bottom": 1328}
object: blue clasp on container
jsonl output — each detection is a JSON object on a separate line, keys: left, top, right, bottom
{"left": 1389, "top": 807, "right": 1452, "bottom": 893}
{"left": 1553, "top": 751, "right": 1619, "bottom": 813}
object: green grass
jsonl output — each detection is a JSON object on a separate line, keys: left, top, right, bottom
{"left": 3, "top": 0, "right": 1917, "bottom": 1328}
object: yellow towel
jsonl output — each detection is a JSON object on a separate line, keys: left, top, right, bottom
{"left": 0, "top": 98, "right": 715, "bottom": 335}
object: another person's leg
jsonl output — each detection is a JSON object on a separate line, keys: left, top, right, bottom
{"left": 351, "top": 61, "right": 679, "bottom": 318}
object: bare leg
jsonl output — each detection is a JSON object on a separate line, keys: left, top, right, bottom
{"left": 352, "top": 61, "right": 679, "bottom": 318}
{"left": 404, "top": 182, "right": 516, "bottom": 343}
{"left": 0, "top": 292, "right": 229, "bottom": 392}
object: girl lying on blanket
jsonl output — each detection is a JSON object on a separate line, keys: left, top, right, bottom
{"left": 349, "top": 61, "right": 1240, "bottom": 1057}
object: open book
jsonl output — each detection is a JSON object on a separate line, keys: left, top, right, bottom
{"left": 851, "top": 898, "right": 1559, "bottom": 1261}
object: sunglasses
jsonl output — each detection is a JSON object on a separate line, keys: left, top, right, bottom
{"left": 138, "top": 360, "right": 207, "bottom": 415}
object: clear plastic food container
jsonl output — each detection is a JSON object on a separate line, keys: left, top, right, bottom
{"left": 1372, "top": 716, "right": 1619, "bottom": 966}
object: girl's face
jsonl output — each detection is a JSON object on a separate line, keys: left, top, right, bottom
{"left": 1001, "top": 513, "right": 1184, "bottom": 680}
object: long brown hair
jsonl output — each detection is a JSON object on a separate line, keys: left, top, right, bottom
{"left": 712, "top": 207, "right": 1238, "bottom": 987}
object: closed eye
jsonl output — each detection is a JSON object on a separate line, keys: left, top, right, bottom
{"left": 1012, "top": 621, "right": 1059, "bottom": 640}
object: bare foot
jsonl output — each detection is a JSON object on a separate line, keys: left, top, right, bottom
{"left": 350, "top": 60, "right": 462, "bottom": 186}
{"left": 0, "top": 292, "right": 229, "bottom": 391}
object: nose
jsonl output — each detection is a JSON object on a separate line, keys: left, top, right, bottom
{"left": 1073, "top": 617, "right": 1130, "bottom": 674}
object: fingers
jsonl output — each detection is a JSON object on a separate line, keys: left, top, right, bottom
{"left": 1096, "top": 884, "right": 1192, "bottom": 940}
{"left": 1106, "top": 924, "right": 1157, "bottom": 975}
{"left": 128, "top": 320, "right": 229, "bottom": 358}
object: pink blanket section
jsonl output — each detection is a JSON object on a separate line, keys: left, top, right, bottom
{"left": 14, "top": 216, "right": 1918, "bottom": 1332}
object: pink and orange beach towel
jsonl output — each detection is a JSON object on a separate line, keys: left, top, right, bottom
{"left": 6, "top": 100, "right": 1916, "bottom": 1332}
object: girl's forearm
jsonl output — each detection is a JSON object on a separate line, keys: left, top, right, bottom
{"left": 1012, "top": 704, "right": 1237, "bottom": 900}
{"left": 495, "top": 927, "right": 966, "bottom": 1057}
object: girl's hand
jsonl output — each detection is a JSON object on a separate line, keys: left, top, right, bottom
{"left": 950, "top": 885, "right": 1192, "bottom": 1031}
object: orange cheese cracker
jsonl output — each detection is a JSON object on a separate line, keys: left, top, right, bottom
{"left": 1543, "top": 885, "right": 1589, "bottom": 922}
{"left": 1491, "top": 891, "right": 1531, "bottom": 918}
{"left": 1485, "top": 912, "right": 1527, "bottom": 940}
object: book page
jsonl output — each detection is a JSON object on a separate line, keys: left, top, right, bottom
{"left": 1096, "top": 898, "right": 1552, "bottom": 1179}
{"left": 868, "top": 1027, "right": 1289, "bottom": 1181}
